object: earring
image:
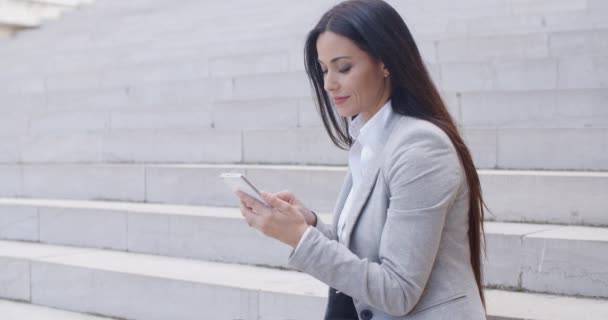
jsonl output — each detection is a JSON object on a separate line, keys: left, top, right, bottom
{"left": 384, "top": 71, "right": 389, "bottom": 77}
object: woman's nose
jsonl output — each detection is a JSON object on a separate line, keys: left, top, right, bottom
{"left": 323, "top": 72, "right": 338, "bottom": 92}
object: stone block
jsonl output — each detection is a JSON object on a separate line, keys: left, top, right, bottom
{"left": 22, "top": 164, "right": 145, "bottom": 202}
{"left": 145, "top": 165, "right": 245, "bottom": 206}
{"left": 493, "top": 59, "right": 557, "bottom": 90}
{"left": 101, "top": 129, "right": 242, "bottom": 163}
{"left": 127, "top": 79, "right": 232, "bottom": 107}
{"left": 0, "top": 258, "right": 30, "bottom": 302}
{"left": 109, "top": 108, "right": 212, "bottom": 131}
{"left": 461, "top": 128, "right": 498, "bottom": 169}
{"left": 20, "top": 133, "right": 103, "bottom": 163}
{"left": 550, "top": 29, "right": 608, "bottom": 57}
{"left": 441, "top": 63, "right": 493, "bottom": 91}
{"left": 522, "top": 226, "right": 608, "bottom": 297}
{"left": 210, "top": 52, "right": 289, "bottom": 77}
{"left": 480, "top": 170, "right": 608, "bottom": 226}
{"left": 47, "top": 88, "right": 129, "bottom": 110}
{"left": 232, "top": 71, "right": 311, "bottom": 100}
{"left": 0, "top": 205, "right": 38, "bottom": 241}
{"left": 243, "top": 128, "right": 348, "bottom": 165}
{"left": 212, "top": 98, "right": 299, "bottom": 129}
{"left": 0, "top": 166, "right": 23, "bottom": 197}
{"left": 297, "top": 97, "right": 324, "bottom": 128}
{"left": 460, "top": 89, "right": 608, "bottom": 128}
{"left": 39, "top": 207, "right": 127, "bottom": 250}
{"left": 497, "top": 128, "right": 608, "bottom": 170}
{"left": 558, "top": 55, "right": 608, "bottom": 89}
{"left": 28, "top": 111, "right": 110, "bottom": 134}
{"left": 437, "top": 34, "right": 549, "bottom": 63}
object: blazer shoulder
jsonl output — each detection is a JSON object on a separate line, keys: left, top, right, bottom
{"left": 387, "top": 115, "right": 455, "bottom": 155}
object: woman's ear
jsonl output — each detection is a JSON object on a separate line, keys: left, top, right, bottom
{"left": 379, "top": 62, "right": 389, "bottom": 77}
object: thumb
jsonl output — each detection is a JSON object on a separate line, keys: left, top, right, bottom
{"left": 274, "top": 190, "right": 295, "bottom": 204}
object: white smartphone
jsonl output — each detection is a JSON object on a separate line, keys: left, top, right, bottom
{"left": 219, "top": 172, "right": 268, "bottom": 205}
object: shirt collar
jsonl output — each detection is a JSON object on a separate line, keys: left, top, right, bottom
{"left": 349, "top": 100, "right": 393, "bottom": 149}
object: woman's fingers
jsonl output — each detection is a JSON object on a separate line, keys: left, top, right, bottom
{"left": 274, "top": 190, "right": 294, "bottom": 203}
{"left": 237, "top": 191, "right": 271, "bottom": 215}
{"left": 261, "top": 192, "right": 293, "bottom": 214}
{"left": 239, "top": 201, "right": 256, "bottom": 226}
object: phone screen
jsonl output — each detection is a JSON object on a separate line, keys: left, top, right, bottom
{"left": 220, "top": 173, "right": 267, "bottom": 205}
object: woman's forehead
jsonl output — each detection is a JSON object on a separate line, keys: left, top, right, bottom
{"left": 317, "top": 32, "right": 362, "bottom": 63}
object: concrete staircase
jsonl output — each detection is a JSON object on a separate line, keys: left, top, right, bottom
{"left": 0, "top": 0, "right": 607, "bottom": 319}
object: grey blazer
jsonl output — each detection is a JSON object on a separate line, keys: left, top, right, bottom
{"left": 287, "top": 112, "right": 487, "bottom": 320}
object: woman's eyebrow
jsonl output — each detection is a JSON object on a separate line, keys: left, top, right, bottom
{"left": 318, "top": 56, "right": 353, "bottom": 64}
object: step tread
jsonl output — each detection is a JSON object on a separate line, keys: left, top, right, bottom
{"left": 0, "top": 299, "right": 114, "bottom": 320}
{"left": 0, "top": 239, "right": 606, "bottom": 320}
{"left": 0, "top": 239, "right": 326, "bottom": 297}
{"left": 1, "top": 197, "right": 607, "bottom": 242}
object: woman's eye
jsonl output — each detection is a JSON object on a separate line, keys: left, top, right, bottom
{"left": 339, "top": 66, "right": 352, "bottom": 73}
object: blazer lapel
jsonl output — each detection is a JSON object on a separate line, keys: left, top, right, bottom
{"left": 341, "top": 112, "right": 403, "bottom": 248}
{"left": 341, "top": 159, "right": 382, "bottom": 248}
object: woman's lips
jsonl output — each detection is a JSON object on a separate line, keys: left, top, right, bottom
{"left": 333, "top": 96, "right": 349, "bottom": 105}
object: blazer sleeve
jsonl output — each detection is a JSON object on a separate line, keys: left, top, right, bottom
{"left": 287, "top": 126, "right": 464, "bottom": 316}
{"left": 313, "top": 215, "right": 335, "bottom": 240}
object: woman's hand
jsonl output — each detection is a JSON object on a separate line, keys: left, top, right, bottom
{"left": 273, "top": 190, "right": 317, "bottom": 227}
{"left": 237, "top": 191, "right": 309, "bottom": 248}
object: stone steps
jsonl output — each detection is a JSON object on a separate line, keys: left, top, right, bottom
{"left": 4, "top": 0, "right": 607, "bottom": 47}
{"left": 0, "top": 126, "right": 605, "bottom": 171}
{"left": 2, "top": 27, "right": 608, "bottom": 79}
{"left": 0, "top": 299, "right": 115, "bottom": 320}
{"left": 0, "top": 239, "right": 606, "bottom": 319}
{"left": 0, "top": 198, "right": 607, "bottom": 298}
{"left": 2, "top": 89, "right": 606, "bottom": 129}
{"left": 0, "top": 164, "right": 606, "bottom": 226}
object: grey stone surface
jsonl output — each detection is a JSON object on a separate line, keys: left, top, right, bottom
{"left": 558, "top": 55, "right": 608, "bottom": 89}
{"left": 0, "top": 166, "right": 22, "bottom": 197}
{"left": 232, "top": 71, "right": 311, "bottom": 100}
{"left": 21, "top": 164, "right": 145, "bottom": 202}
{"left": 0, "top": 258, "right": 30, "bottom": 302}
{"left": 437, "top": 34, "right": 549, "bottom": 63}
{"left": 2, "top": 164, "right": 608, "bottom": 225}
{"left": 212, "top": 98, "right": 299, "bottom": 129}
{"left": 0, "top": 240, "right": 606, "bottom": 320}
{"left": 109, "top": 108, "right": 212, "bottom": 131}
{"left": 144, "top": 165, "right": 247, "bottom": 206}
{"left": 460, "top": 89, "right": 608, "bottom": 128}
{"left": 497, "top": 128, "right": 608, "bottom": 170}
{"left": 39, "top": 207, "right": 127, "bottom": 250}
{"left": 461, "top": 128, "right": 498, "bottom": 168}
{"left": 243, "top": 127, "right": 348, "bottom": 165}
{"left": 550, "top": 29, "right": 608, "bottom": 57}
{"left": 2, "top": 199, "right": 607, "bottom": 298}
{"left": 0, "top": 205, "right": 38, "bottom": 241}
{"left": 480, "top": 170, "right": 608, "bottom": 226}
{"left": 522, "top": 226, "right": 608, "bottom": 297}
{"left": 21, "top": 133, "right": 103, "bottom": 163}
{"left": 210, "top": 52, "right": 289, "bottom": 77}
{"left": 101, "top": 129, "right": 242, "bottom": 163}
{"left": 0, "top": 299, "right": 114, "bottom": 320}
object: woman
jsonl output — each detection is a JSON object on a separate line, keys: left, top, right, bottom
{"left": 237, "top": 0, "right": 487, "bottom": 319}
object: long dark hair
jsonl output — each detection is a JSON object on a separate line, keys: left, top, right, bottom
{"left": 304, "top": 0, "right": 487, "bottom": 308}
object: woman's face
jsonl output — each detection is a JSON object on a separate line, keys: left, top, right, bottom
{"left": 317, "top": 31, "right": 391, "bottom": 122}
